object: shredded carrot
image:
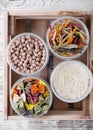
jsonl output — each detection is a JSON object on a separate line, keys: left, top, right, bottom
{"left": 59, "top": 19, "right": 71, "bottom": 31}
{"left": 64, "top": 26, "right": 78, "bottom": 44}
{"left": 78, "top": 42, "right": 84, "bottom": 48}
{"left": 72, "top": 26, "right": 78, "bottom": 34}
{"left": 66, "top": 36, "right": 73, "bottom": 44}
{"left": 66, "top": 52, "right": 74, "bottom": 56}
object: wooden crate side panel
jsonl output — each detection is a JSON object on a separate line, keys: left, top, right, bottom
{"left": 4, "top": 11, "right": 8, "bottom": 120}
{"left": 8, "top": 11, "right": 92, "bottom": 17}
{"left": 89, "top": 15, "right": 93, "bottom": 119}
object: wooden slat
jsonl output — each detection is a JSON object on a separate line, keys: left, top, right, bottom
{"left": 9, "top": 16, "right": 16, "bottom": 36}
{"left": 7, "top": 111, "right": 89, "bottom": 120}
{"left": 4, "top": 11, "right": 8, "bottom": 120}
{"left": 82, "top": 96, "right": 90, "bottom": 115}
{"left": 7, "top": 34, "right": 13, "bottom": 115}
{"left": 80, "top": 17, "right": 90, "bottom": 116}
{"left": 90, "top": 15, "right": 93, "bottom": 57}
{"left": 89, "top": 89, "right": 93, "bottom": 119}
{"left": 9, "top": 11, "right": 91, "bottom": 17}
{"left": 8, "top": 17, "right": 24, "bottom": 115}
{"left": 53, "top": 96, "right": 68, "bottom": 110}
{"left": 8, "top": 115, "right": 89, "bottom": 120}
{"left": 31, "top": 20, "right": 48, "bottom": 40}
{"left": 16, "top": 19, "right": 25, "bottom": 34}
{"left": 90, "top": 21, "right": 93, "bottom": 121}
{"left": 89, "top": 14, "right": 93, "bottom": 120}
{"left": 74, "top": 102, "right": 82, "bottom": 110}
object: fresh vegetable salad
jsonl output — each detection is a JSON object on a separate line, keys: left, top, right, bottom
{"left": 10, "top": 78, "right": 52, "bottom": 117}
{"left": 48, "top": 17, "right": 89, "bottom": 57}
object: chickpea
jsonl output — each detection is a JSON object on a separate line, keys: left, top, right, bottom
{"left": 42, "top": 56, "right": 45, "bottom": 60}
{"left": 16, "top": 40, "right": 20, "bottom": 45}
{"left": 32, "top": 56, "right": 36, "bottom": 60}
{"left": 17, "top": 68, "right": 20, "bottom": 72}
{"left": 19, "top": 45, "right": 23, "bottom": 49}
{"left": 12, "top": 54, "right": 16, "bottom": 58}
{"left": 21, "top": 38, "right": 25, "bottom": 43}
{"left": 35, "top": 62, "right": 39, "bottom": 65}
{"left": 33, "top": 67, "right": 36, "bottom": 71}
{"left": 23, "top": 47, "right": 27, "bottom": 51}
{"left": 10, "top": 49, "right": 14, "bottom": 53}
{"left": 15, "top": 51, "right": 19, "bottom": 55}
{"left": 27, "top": 53, "right": 30, "bottom": 57}
{"left": 34, "top": 41, "right": 38, "bottom": 45}
{"left": 32, "top": 63, "right": 36, "bottom": 67}
{"left": 12, "top": 44, "right": 16, "bottom": 48}
{"left": 23, "top": 68, "right": 27, "bottom": 71}
{"left": 25, "top": 40, "right": 29, "bottom": 44}
{"left": 20, "top": 49, "right": 24, "bottom": 53}
{"left": 36, "top": 57, "right": 40, "bottom": 61}
{"left": 28, "top": 47, "right": 32, "bottom": 51}
{"left": 34, "top": 53, "right": 38, "bottom": 57}
{"left": 30, "top": 66, "right": 33, "bottom": 69}
{"left": 32, "top": 60, "right": 36, "bottom": 64}
{"left": 31, "top": 40, "right": 34, "bottom": 44}
{"left": 30, "top": 70, "right": 34, "bottom": 73}
{"left": 13, "top": 56, "right": 18, "bottom": 60}
{"left": 35, "top": 49, "right": 39, "bottom": 52}
{"left": 36, "top": 66, "right": 40, "bottom": 70}
{"left": 30, "top": 44, "right": 34, "bottom": 48}
{"left": 38, "top": 52, "right": 41, "bottom": 56}
{"left": 28, "top": 38, "right": 31, "bottom": 42}
{"left": 41, "top": 60, "right": 45, "bottom": 65}
{"left": 21, "top": 52, "right": 26, "bottom": 56}
{"left": 26, "top": 70, "right": 30, "bottom": 73}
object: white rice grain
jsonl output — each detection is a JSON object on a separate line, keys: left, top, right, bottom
{"left": 52, "top": 61, "right": 89, "bottom": 100}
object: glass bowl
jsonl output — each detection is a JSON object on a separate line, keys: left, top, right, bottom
{"left": 7, "top": 33, "right": 49, "bottom": 76}
{"left": 50, "top": 60, "right": 93, "bottom": 103}
{"left": 10, "top": 76, "right": 53, "bottom": 118}
{"left": 46, "top": 16, "right": 89, "bottom": 60}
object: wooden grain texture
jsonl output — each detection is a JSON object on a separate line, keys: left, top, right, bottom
{"left": 0, "top": 120, "right": 93, "bottom": 129}
{"left": 9, "top": 16, "right": 16, "bottom": 37}
{"left": 3, "top": 11, "right": 8, "bottom": 119}
{"left": 0, "top": 0, "right": 93, "bottom": 12}
{"left": 9, "top": 11, "right": 92, "bottom": 17}
{"left": 89, "top": 14, "right": 93, "bottom": 119}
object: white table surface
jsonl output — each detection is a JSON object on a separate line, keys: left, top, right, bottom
{"left": 0, "top": 0, "right": 93, "bottom": 129}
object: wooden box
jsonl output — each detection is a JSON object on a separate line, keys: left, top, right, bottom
{"left": 4, "top": 11, "right": 93, "bottom": 120}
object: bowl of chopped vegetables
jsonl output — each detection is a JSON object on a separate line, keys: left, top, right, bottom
{"left": 10, "top": 77, "right": 53, "bottom": 118}
{"left": 46, "top": 16, "right": 89, "bottom": 60}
